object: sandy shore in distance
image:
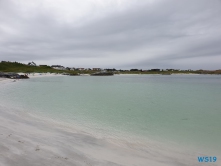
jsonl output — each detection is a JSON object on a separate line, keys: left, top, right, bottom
{"left": 18, "top": 73, "right": 64, "bottom": 78}
{"left": 0, "top": 73, "right": 64, "bottom": 84}
{"left": 0, "top": 78, "right": 9, "bottom": 82}
{"left": 0, "top": 76, "right": 219, "bottom": 166}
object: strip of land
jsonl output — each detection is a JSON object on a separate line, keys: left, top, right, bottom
{"left": 1, "top": 61, "right": 221, "bottom": 75}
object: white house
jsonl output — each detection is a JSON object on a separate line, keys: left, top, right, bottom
{"left": 51, "top": 65, "right": 66, "bottom": 70}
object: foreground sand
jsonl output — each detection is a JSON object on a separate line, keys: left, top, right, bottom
{"left": 0, "top": 78, "right": 219, "bottom": 166}
{"left": 1, "top": 106, "right": 219, "bottom": 166}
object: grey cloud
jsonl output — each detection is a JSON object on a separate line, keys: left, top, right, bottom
{"left": 0, "top": 0, "right": 221, "bottom": 69}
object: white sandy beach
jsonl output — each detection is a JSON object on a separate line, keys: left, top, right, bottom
{"left": 0, "top": 76, "right": 219, "bottom": 166}
{"left": 0, "top": 78, "right": 9, "bottom": 82}
{"left": 1, "top": 106, "right": 212, "bottom": 166}
{"left": 18, "top": 73, "right": 64, "bottom": 78}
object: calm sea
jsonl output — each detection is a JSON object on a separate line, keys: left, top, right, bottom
{"left": 1, "top": 75, "right": 221, "bottom": 155}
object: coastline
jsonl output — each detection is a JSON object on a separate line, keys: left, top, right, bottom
{"left": 0, "top": 76, "right": 219, "bottom": 166}
{"left": 1, "top": 105, "right": 214, "bottom": 166}
{"left": 0, "top": 78, "right": 10, "bottom": 82}
{"left": 19, "top": 73, "right": 64, "bottom": 78}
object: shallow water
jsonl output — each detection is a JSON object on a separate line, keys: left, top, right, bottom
{"left": 1, "top": 75, "right": 221, "bottom": 155}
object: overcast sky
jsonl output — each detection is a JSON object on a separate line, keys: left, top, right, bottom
{"left": 0, "top": 0, "right": 221, "bottom": 69}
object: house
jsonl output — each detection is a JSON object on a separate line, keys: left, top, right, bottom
{"left": 166, "top": 69, "right": 174, "bottom": 71}
{"left": 92, "top": 68, "right": 101, "bottom": 71}
{"left": 76, "top": 68, "right": 85, "bottom": 71}
{"left": 66, "top": 67, "right": 71, "bottom": 71}
{"left": 105, "top": 68, "right": 116, "bottom": 71}
{"left": 130, "top": 69, "right": 142, "bottom": 71}
{"left": 51, "top": 65, "right": 66, "bottom": 70}
{"left": 150, "top": 69, "right": 161, "bottom": 72}
{"left": 28, "top": 61, "right": 37, "bottom": 66}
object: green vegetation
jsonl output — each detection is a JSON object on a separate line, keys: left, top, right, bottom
{"left": 0, "top": 61, "right": 78, "bottom": 74}
{"left": 1, "top": 61, "right": 220, "bottom": 75}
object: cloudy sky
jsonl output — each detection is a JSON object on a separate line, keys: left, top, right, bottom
{"left": 0, "top": 0, "right": 221, "bottom": 69}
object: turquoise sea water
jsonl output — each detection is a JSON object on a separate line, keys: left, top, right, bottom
{"left": 0, "top": 75, "right": 221, "bottom": 154}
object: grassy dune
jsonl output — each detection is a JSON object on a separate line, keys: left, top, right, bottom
{"left": 0, "top": 62, "right": 77, "bottom": 74}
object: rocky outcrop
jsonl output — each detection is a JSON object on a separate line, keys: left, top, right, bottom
{"left": 90, "top": 71, "right": 114, "bottom": 76}
{"left": 0, "top": 72, "right": 29, "bottom": 79}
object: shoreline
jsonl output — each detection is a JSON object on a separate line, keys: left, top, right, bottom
{"left": 20, "top": 73, "right": 64, "bottom": 78}
{"left": 0, "top": 78, "right": 10, "bottom": 82}
{"left": 0, "top": 105, "right": 212, "bottom": 166}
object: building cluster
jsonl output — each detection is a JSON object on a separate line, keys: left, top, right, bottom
{"left": 119, "top": 68, "right": 192, "bottom": 72}
{"left": 27, "top": 62, "right": 184, "bottom": 72}
{"left": 50, "top": 65, "right": 102, "bottom": 71}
